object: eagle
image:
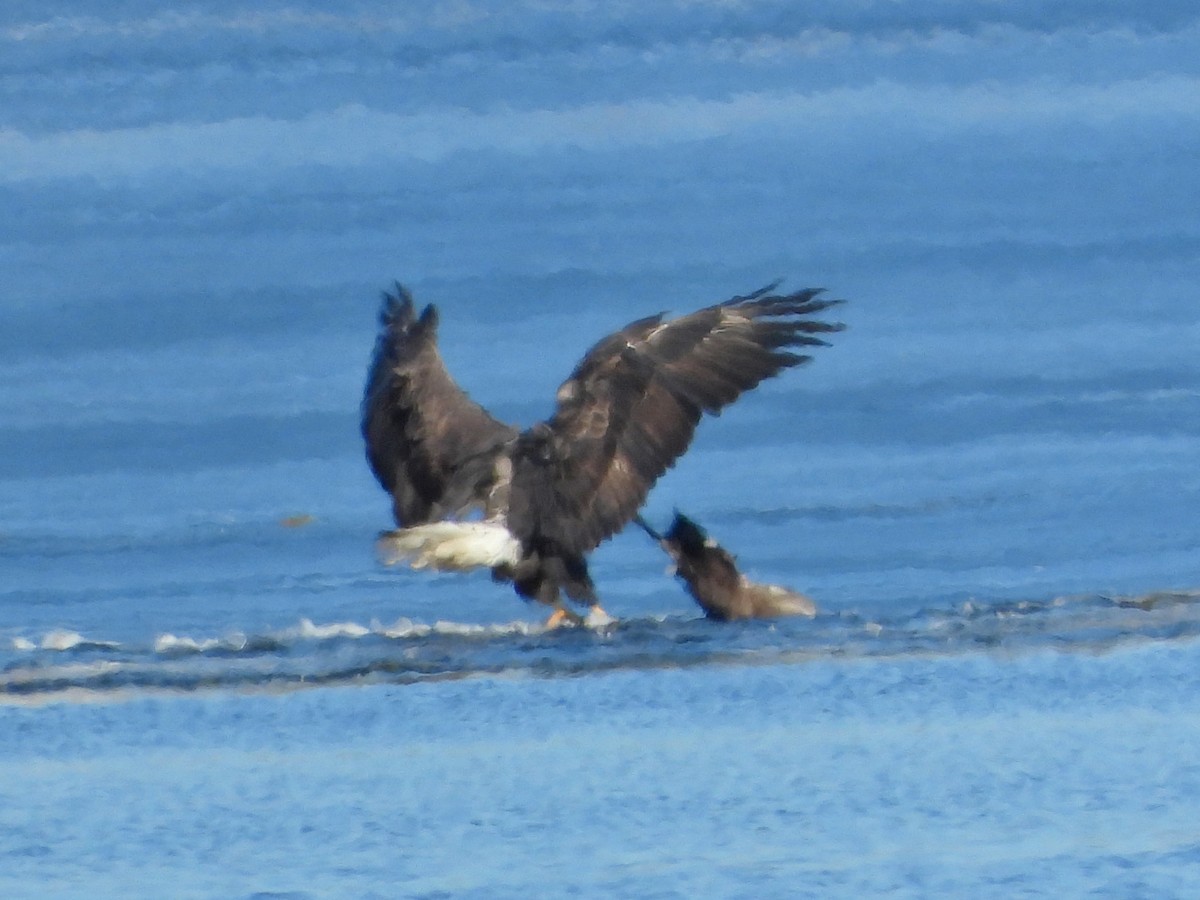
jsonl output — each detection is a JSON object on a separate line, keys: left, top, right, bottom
{"left": 637, "top": 512, "right": 817, "bottom": 621}
{"left": 362, "top": 282, "right": 843, "bottom": 626}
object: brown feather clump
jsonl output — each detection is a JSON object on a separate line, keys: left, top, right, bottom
{"left": 644, "top": 512, "right": 817, "bottom": 621}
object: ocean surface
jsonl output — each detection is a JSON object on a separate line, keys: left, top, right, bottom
{"left": 3, "top": 3, "right": 1200, "bottom": 897}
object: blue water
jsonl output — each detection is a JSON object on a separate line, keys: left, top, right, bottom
{"left": 4, "top": 3, "right": 1200, "bottom": 897}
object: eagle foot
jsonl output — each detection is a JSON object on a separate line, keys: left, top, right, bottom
{"left": 544, "top": 607, "right": 584, "bottom": 629}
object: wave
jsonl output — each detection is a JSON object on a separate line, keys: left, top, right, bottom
{"left": 9, "top": 629, "right": 120, "bottom": 653}
{"left": 7, "top": 5, "right": 1194, "bottom": 73}
{"left": 9, "top": 74, "right": 1200, "bottom": 183}
{"left": 4, "top": 591, "right": 1200, "bottom": 705}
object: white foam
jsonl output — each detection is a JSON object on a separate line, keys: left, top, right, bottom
{"left": 292, "top": 618, "right": 371, "bottom": 641}
{"left": 9, "top": 612, "right": 602, "bottom": 674}
{"left": 373, "top": 617, "right": 432, "bottom": 639}
{"left": 153, "top": 632, "right": 247, "bottom": 654}
{"left": 40, "top": 630, "right": 86, "bottom": 651}
{"left": 371, "top": 617, "right": 549, "bottom": 639}
{"left": 584, "top": 607, "right": 618, "bottom": 630}
{"left": 149, "top": 617, "right": 541, "bottom": 655}
{"left": 437, "top": 619, "right": 531, "bottom": 637}
{"left": 38, "top": 630, "right": 118, "bottom": 651}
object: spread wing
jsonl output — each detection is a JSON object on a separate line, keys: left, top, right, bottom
{"left": 507, "top": 283, "right": 844, "bottom": 554}
{"left": 362, "top": 286, "right": 518, "bottom": 526}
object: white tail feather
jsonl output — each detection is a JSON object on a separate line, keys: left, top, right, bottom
{"left": 377, "top": 521, "right": 520, "bottom": 572}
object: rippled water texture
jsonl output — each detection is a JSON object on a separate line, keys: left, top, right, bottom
{"left": 5, "top": 591, "right": 1200, "bottom": 704}
{"left": 3, "top": 2, "right": 1200, "bottom": 896}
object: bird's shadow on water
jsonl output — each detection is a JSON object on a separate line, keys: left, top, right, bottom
{"left": 4, "top": 590, "right": 1200, "bottom": 703}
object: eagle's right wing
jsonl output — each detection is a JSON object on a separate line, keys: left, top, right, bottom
{"left": 362, "top": 286, "right": 518, "bottom": 526}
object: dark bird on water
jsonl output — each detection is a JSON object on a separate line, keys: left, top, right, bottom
{"left": 637, "top": 512, "right": 817, "bottom": 621}
{"left": 362, "top": 282, "right": 843, "bottom": 627}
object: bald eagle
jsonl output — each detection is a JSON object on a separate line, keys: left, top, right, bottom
{"left": 638, "top": 512, "right": 817, "bottom": 621}
{"left": 362, "top": 282, "right": 843, "bottom": 626}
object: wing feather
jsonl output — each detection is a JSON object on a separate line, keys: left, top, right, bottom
{"left": 362, "top": 286, "right": 518, "bottom": 526}
{"left": 509, "top": 284, "right": 844, "bottom": 554}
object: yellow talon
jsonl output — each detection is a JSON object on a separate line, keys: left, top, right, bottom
{"left": 544, "top": 607, "right": 580, "bottom": 629}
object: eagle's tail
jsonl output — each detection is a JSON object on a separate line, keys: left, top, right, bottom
{"left": 377, "top": 521, "right": 520, "bottom": 572}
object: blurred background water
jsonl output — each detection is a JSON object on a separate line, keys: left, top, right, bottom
{"left": 3, "top": 3, "right": 1200, "bottom": 897}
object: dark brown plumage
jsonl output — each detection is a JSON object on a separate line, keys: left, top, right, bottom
{"left": 639, "top": 512, "right": 817, "bottom": 621}
{"left": 362, "top": 282, "right": 843, "bottom": 623}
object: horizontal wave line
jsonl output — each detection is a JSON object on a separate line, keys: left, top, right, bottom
{"left": 4, "top": 591, "right": 1200, "bottom": 705}
{"left": 4, "top": 75, "right": 1199, "bottom": 180}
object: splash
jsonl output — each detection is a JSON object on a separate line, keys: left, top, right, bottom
{"left": 3, "top": 591, "right": 1199, "bottom": 705}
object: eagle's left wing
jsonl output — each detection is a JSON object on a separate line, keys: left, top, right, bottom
{"left": 507, "top": 284, "right": 844, "bottom": 555}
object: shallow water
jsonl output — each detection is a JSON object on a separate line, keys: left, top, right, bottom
{"left": 4, "top": 2, "right": 1200, "bottom": 896}
{"left": 5, "top": 590, "right": 1200, "bottom": 705}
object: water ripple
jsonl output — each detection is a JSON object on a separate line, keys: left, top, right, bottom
{"left": 4, "top": 591, "right": 1199, "bottom": 705}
